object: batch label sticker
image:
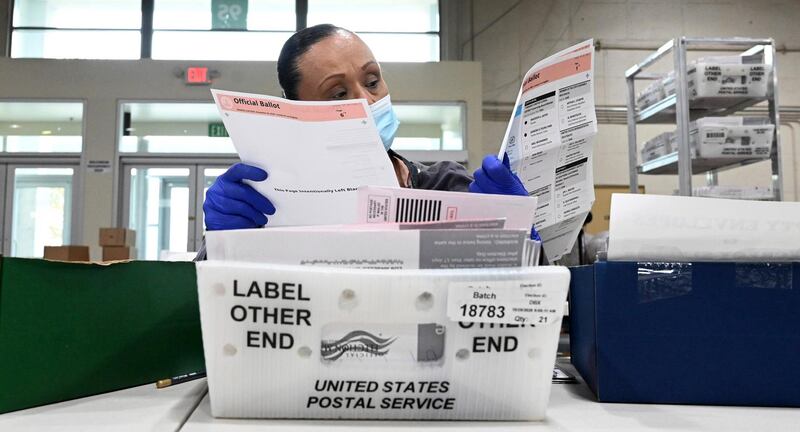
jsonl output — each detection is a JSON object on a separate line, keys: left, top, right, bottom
{"left": 446, "top": 280, "right": 561, "bottom": 325}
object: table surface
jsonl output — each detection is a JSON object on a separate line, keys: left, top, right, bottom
{"left": 3, "top": 364, "right": 799, "bottom": 432}
{"left": 0, "top": 379, "right": 207, "bottom": 432}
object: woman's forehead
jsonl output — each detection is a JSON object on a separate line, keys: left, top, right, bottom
{"left": 298, "top": 32, "right": 376, "bottom": 76}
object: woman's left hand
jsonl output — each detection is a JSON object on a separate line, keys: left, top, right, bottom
{"left": 469, "top": 153, "right": 528, "bottom": 196}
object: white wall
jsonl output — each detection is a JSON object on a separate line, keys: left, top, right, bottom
{"left": 460, "top": 0, "right": 800, "bottom": 199}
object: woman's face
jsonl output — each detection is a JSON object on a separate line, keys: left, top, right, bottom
{"left": 294, "top": 30, "right": 389, "bottom": 104}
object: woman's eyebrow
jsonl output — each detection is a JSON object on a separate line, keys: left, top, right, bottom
{"left": 361, "top": 60, "right": 377, "bottom": 70}
{"left": 317, "top": 73, "right": 345, "bottom": 90}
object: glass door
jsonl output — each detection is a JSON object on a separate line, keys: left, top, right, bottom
{"left": 123, "top": 166, "right": 194, "bottom": 260}
{"left": 122, "top": 163, "right": 232, "bottom": 260}
{"left": 3, "top": 166, "right": 77, "bottom": 257}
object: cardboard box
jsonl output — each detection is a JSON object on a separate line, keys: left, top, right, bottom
{"left": 197, "top": 262, "right": 570, "bottom": 420}
{"left": 43, "top": 245, "right": 90, "bottom": 262}
{"left": 570, "top": 261, "right": 800, "bottom": 407}
{"left": 585, "top": 186, "right": 644, "bottom": 235}
{"left": 99, "top": 228, "right": 136, "bottom": 247}
{"left": 102, "top": 246, "right": 137, "bottom": 261}
{"left": 0, "top": 258, "right": 204, "bottom": 413}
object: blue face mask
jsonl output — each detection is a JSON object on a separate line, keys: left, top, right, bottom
{"left": 370, "top": 94, "right": 400, "bottom": 150}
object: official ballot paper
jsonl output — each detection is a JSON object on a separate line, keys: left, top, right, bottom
{"left": 499, "top": 40, "right": 597, "bottom": 261}
{"left": 211, "top": 89, "right": 398, "bottom": 226}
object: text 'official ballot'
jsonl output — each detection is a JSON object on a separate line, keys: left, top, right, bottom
{"left": 211, "top": 89, "right": 398, "bottom": 226}
{"left": 196, "top": 262, "right": 570, "bottom": 420}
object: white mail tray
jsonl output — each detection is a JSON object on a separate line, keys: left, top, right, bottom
{"left": 689, "top": 116, "right": 774, "bottom": 159}
{"left": 196, "top": 262, "right": 570, "bottom": 420}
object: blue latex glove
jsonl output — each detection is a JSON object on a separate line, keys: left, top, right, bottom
{"left": 469, "top": 153, "right": 528, "bottom": 196}
{"left": 203, "top": 163, "right": 276, "bottom": 231}
{"left": 469, "top": 154, "right": 540, "bottom": 241}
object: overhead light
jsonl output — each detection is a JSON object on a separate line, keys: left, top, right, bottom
{"left": 9, "top": 124, "right": 20, "bottom": 129}
{"left": 41, "top": 130, "right": 52, "bottom": 135}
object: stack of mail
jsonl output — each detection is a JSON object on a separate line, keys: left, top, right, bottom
{"left": 198, "top": 189, "right": 567, "bottom": 421}
{"left": 207, "top": 186, "right": 542, "bottom": 269}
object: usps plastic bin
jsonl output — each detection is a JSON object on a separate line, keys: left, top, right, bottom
{"left": 688, "top": 56, "right": 771, "bottom": 99}
{"left": 196, "top": 262, "right": 569, "bottom": 420}
{"left": 688, "top": 117, "right": 774, "bottom": 159}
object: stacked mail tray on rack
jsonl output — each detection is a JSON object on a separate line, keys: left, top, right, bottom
{"left": 636, "top": 55, "right": 770, "bottom": 112}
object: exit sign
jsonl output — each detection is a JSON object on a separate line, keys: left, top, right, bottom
{"left": 208, "top": 123, "right": 229, "bottom": 137}
{"left": 186, "top": 67, "right": 211, "bottom": 85}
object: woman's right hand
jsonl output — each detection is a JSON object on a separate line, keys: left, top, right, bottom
{"left": 203, "top": 163, "right": 276, "bottom": 231}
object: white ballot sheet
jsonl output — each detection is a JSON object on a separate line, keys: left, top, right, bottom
{"left": 607, "top": 194, "right": 800, "bottom": 262}
{"left": 499, "top": 40, "right": 597, "bottom": 261}
{"left": 211, "top": 89, "right": 398, "bottom": 226}
{"left": 356, "top": 186, "right": 538, "bottom": 231}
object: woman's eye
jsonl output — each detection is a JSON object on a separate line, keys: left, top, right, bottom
{"left": 366, "top": 79, "right": 379, "bottom": 89}
{"left": 331, "top": 90, "right": 347, "bottom": 99}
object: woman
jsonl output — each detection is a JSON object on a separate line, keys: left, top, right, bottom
{"left": 203, "top": 24, "right": 527, "bottom": 233}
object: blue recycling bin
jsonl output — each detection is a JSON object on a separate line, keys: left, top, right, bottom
{"left": 569, "top": 261, "right": 800, "bottom": 407}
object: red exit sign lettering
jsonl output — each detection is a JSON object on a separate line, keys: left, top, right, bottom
{"left": 186, "top": 67, "right": 211, "bottom": 85}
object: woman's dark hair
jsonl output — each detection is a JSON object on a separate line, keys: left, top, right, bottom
{"left": 278, "top": 24, "right": 347, "bottom": 100}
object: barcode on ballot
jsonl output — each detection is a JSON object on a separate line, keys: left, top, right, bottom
{"left": 395, "top": 198, "right": 443, "bottom": 223}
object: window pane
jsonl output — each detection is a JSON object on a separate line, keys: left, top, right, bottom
{"left": 128, "top": 167, "right": 191, "bottom": 260}
{"left": 358, "top": 33, "right": 439, "bottom": 62}
{"left": 154, "top": 0, "right": 295, "bottom": 30}
{"left": 11, "top": 167, "right": 74, "bottom": 258}
{"left": 308, "top": 0, "right": 438, "bottom": 33}
{"left": 0, "top": 102, "right": 83, "bottom": 153}
{"left": 152, "top": 30, "right": 290, "bottom": 60}
{"left": 393, "top": 103, "right": 464, "bottom": 151}
{"left": 121, "top": 103, "right": 236, "bottom": 154}
{"left": 11, "top": 29, "right": 141, "bottom": 59}
{"left": 13, "top": 0, "right": 141, "bottom": 29}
